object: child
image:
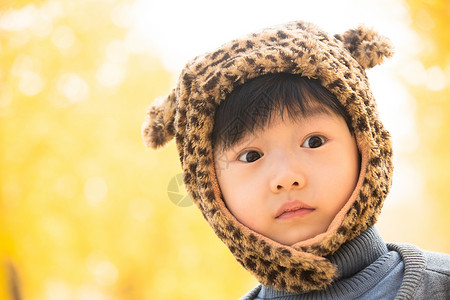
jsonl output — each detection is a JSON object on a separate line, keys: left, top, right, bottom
{"left": 142, "top": 20, "right": 450, "bottom": 299}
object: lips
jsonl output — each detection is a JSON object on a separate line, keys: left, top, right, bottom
{"left": 275, "top": 200, "right": 315, "bottom": 219}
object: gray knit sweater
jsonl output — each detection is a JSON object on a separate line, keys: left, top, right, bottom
{"left": 241, "top": 227, "right": 450, "bottom": 300}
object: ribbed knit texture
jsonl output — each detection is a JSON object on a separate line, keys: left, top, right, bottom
{"left": 328, "top": 226, "right": 388, "bottom": 279}
{"left": 386, "top": 243, "right": 426, "bottom": 300}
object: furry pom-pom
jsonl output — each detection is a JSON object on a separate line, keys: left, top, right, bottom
{"left": 335, "top": 25, "right": 393, "bottom": 69}
{"left": 141, "top": 89, "right": 177, "bottom": 149}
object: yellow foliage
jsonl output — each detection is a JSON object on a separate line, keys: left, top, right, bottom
{"left": 403, "top": 0, "right": 450, "bottom": 251}
{"left": 0, "top": 1, "right": 253, "bottom": 299}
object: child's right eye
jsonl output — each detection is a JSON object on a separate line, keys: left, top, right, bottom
{"left": 238, "top": 150, "right": 263, "bottom": 163}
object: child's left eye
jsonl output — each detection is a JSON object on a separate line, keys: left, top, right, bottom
{"left": 302, "top": 135, "right": 326, "bottom": 148}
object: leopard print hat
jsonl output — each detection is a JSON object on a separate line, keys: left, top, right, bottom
{"left": 142, "top": 20, "right": 393, "bottom": 293}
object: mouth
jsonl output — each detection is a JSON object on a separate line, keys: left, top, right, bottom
{"left": 275, "top": 200, "right": 315, "bottom": 220}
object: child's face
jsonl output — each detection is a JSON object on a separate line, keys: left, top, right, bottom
{"left": 214, "top": 111, "right": 360, "bottom": 246}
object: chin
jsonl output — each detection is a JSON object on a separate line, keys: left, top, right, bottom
{"left": 279, "top": 229, "right": 325, "bottom": 246}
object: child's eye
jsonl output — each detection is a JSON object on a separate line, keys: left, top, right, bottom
{"left": 302, "top": 135, "right": 326, "bottom": 148}
{"left": 238, "top": 150, "right": 263, "bottom": 163}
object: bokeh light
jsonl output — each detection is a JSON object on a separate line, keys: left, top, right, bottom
{"left": 1, "top": 0, "right": 449, "bottom": 299}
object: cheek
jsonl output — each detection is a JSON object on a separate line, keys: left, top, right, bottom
{"left": 215, "top": 162, "right": 246, "bottom": 211}
{"left": 333, "top": 145, "right": 360, "bottom": 202}
{"left": 215, "top": 162, "right": 266, "bottom": 229}
{"left": 217, "top": 175, "right": 258, "bottom": 228}
{"left": 317, "top": 145, "right": 360, "bottom": 203}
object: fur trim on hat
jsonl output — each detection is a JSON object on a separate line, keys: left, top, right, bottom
{"left": 142, "top": 21, "right": 393, "bottom": 293}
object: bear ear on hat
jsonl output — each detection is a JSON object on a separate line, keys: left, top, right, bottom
{"left": 334, "top": 25, "right": 393, "bottom": 69}
{"left": 141, "top": 88, "right": 177, "bottom": 150}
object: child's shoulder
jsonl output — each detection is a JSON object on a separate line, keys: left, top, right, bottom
{"left": 388, "top": 243, "right": 450, "bottom": 299}
{"left": 419, "top": 250, "right": 450, "bottom": 299}
{"left": 388, "top": 242, "right": 450, "bottom": 272}
{"left": 423, "top": 249, "right": 450, "bottom": 275}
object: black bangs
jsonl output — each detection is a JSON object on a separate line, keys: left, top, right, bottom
{"left": 212, "top": 73, "right": 353, "bottom": 151}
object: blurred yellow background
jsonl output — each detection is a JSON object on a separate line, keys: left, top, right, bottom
{"left": 0, "top": 0, "right": 449, "bottom": 299}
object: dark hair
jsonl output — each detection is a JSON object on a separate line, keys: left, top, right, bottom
{"left": 212, "top": 73, "right": 353, "bottom": 151}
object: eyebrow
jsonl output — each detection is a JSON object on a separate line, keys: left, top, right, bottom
{"left": 280, "top": 104, "right": 337, "bottom": 124}
{"left": 226, "top": 111, "right": 334, "bottom": 149}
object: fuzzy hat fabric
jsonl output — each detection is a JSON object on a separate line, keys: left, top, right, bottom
{"left": 142, "top": 20, "right": 393, "bottom": 293}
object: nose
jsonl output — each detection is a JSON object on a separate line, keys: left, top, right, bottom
{"left": 269, "top": 155, "right": 306, "bottom": 193}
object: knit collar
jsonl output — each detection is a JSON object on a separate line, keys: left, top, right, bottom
{"left": 327, "top": 226, "right": 388, "bottom": 279}
{"left": 257, "top": 226, "right": 391, "bottom": 298}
